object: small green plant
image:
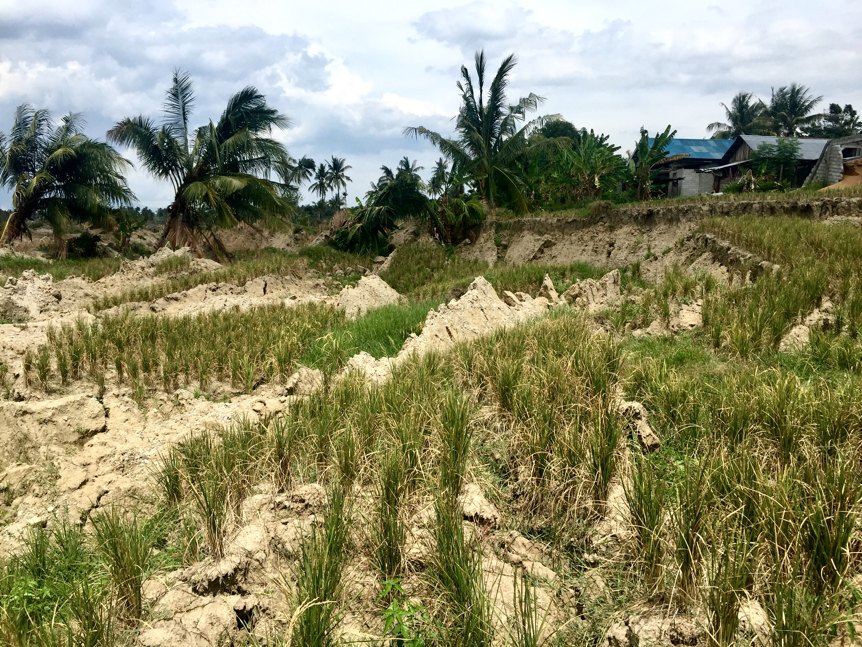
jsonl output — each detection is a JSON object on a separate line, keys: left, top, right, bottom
{"left": 35, "top": 345, "right": 51, "bottom": 391}
{"left": 377, "top": 579, "right": 431, "bottom": 647}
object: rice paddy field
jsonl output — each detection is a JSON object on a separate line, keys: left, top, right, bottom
{"left": 2, "top": 211, "right": 862, "bottom": 647}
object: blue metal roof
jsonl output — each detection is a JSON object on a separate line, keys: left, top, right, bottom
{"left": 647, "top": 138, "right": 733, "bottom": 160}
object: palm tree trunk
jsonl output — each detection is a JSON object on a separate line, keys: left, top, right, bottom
{"left": 53, "top": 232, "right": 68, "bottom": 260}
{"left": 0, "top": 210, "right": 32, "bottom": 247}
{"left": 158, "top": 201, "right": 194, "bottom": 251}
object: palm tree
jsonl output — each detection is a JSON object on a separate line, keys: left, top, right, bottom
{"left": 707, "top": 92, "right": 770, "bottom": 139}
{"left": 767, "top": 84, "right": 823, "bottom": 137}
{"left": 108, "top": 69, "right": 293, "bottom": 254}
{"left": 427, "top": 158, "right": 448, "bottom": 198}
{"left": 405, "top": 50, "right": 544, "bottom": 213}
{"left": 0, "top": 106, "right": 133, "bottom": 255}
{"left": 288, "top": 156, "right": 316, "bottom": 188}
{"left": 309, "top": 162, "right": 330, "bottom": 204}
{"left": 397, "top": 156, "right": 423, "bottom": 182}
{"left": 326, "top": 156, "right": 352, "bottom": 210}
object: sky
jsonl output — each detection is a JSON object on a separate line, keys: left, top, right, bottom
{"left": 1, "top": 0, "right": 861, "bottom": 209}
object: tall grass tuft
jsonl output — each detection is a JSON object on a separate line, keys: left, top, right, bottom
{"left": 801, "top": 458, "right": 859, "bottom": 594}
{"left": 509, "top": 566, "right": 550, "bottom": 647}
{"left": 372, "top": 450, "right": 407, "bottom": 582}
{"left": 705, "top": 531, "right": 752, "bottom": 647}
{"left": 587, "top": 399, "right": 622, "bottom": 506}
{"left": 270, "top": 415, "right": 298, "bottom": 492}
{"left": 92, "top": 507, "right": 157, "bottom": 621}
{"left": 624, "top": 455, "right": 666, "bottom": 588}
{"left": 673, "top": 459, "right": 709, "bottom": 603}
{"left": 292, "top": 484, "right": 350, "bottom": 647}
{"left": 429, "top": 496, "right": 493, "bottom": 647}
{"left": 438, "top": 391, "right": 474, "bottom": 499}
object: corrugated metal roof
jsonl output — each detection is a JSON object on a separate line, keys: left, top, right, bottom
{"left": 738, "top": 135, "right": 829, "bottom": 161}
{"left": 647, "top": 138, "right": 733, "bottom": 160}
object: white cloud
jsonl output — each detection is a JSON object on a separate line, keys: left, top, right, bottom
{"left": 2, "top": 0, "right": 862, "bottom": 209}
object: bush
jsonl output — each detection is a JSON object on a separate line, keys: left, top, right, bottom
{"left": 67, "top": 232, "right": 103, "bottom": 258}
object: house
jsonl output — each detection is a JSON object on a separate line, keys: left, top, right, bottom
{"left": 804, "top": 133, "right": 862, "bottom": 188}
{"left": 700, "top": 135, "right": 829, "bottom": 191}
{"left": 646, "top": 138, "right": 734, "bottom": 197}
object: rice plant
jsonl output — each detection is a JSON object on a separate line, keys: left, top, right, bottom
{"left": 429, "top": 496, "right": 493, "bottom": 647}
{"left": 372, "top": 450, "right": 408, "bottom": 582}
{"left": 624, "top": 455, "right": 666, "bottom": 588}
{"left": 801, "top": 458, "right": 859, "bottom": 594}
{"left": 508, "top": 566, "right": 551, "bottom": 647}
{"left": 92, "top": 507, "right": 157, "bottom": 620}
{"left": 705, "top": 531, "right": 753, "bottom": 647}
{"left": 438, "top": 391, "right": 474, "bottom": 499}
{"left": 673, "top": 459, "right": 709, "bottom": 603}
{"left": 765, "top": 564, "right": 825, "bottom": 647}
{"left": 759, "top": 372, "right": 805, "bottom": 464}
{"left": 587, "top": 399, "right": 622, "bottom": 506}
{"left": 270, "top": 415, "right": 298, "bottom": 492}
{"left": 292, "top": 484, "right": 350, "bottom": 647}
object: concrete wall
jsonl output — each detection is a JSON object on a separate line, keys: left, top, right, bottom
{"left": 804, "top": 135, "right": 862, "bottom": 187}
{"left": 670, "top": 169, "right": 715, "bottom": 197}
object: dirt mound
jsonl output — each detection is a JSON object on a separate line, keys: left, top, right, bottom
{"left": 345, "top": 272, "right": 625, "bottom": 383}
{"left": 0, "top": 271, "right": 59, "bottom": 321}
{"left": 561, "top": 269, "right": 621, "bottom": 312}
{"left": 821, "top": 159, "right": 862, "bottom": 191}
{"left": 107, "top": 274, "right": 330, "bottom": 319}
{"left": 335, "top": 274, "right": 402, "bottom": 319}
{"left": 343, "top": 275, "right": 554, "bottom": 382}
{"left": 218, "top": 222, "right": 312, "bottom": 252}
{"left": 605, "top": 599, "right": 770, "bottom": 647}
{"left": 779, "top": 299, "right": 835, "bottom": 352}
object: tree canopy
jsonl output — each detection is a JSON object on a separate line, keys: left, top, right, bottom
{"left": 803, "top": 104, "right": 862, "bottom": 139}
{"left": 0, "top": 106, "right": 133, "bottom": 254}
{"left": 707, "top": 92, "right": 771, "bottom": 139}
{"left": 405, "top": 50, "right": 544, "bottom": 213}
{"left": 108, "top": 69, "right": 294, "bottom": 254}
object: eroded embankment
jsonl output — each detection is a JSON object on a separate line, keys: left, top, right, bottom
{"left": 457, "top": 195, "right": 861, "bottom": 272}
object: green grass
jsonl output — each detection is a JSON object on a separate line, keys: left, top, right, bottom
{"left": 0, "top": 511, "right": 171, "bottom": 646}
{"left": 0, "top": 256, "right": 122, "bottom": 284}
{"left": 37, "top": 297, "right": 440, "bottom": 397}
{"left": 299, "top": 300, "right": 435, "bottom": 369}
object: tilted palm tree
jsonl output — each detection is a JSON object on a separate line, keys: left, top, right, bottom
{"left": 375, "top": 165, "right": 396, "bottom": 190}
{"left": 108, "top": 69, "right": 294, "bottom": 254}
{"left": 0, "top": 106, "right": 133, "bottom": 255}
{"left": 427, "top": 158, "right": 448, "bottom": 198}
{"left": 707, "top": 92, "right": 770, "bottom": 139}
{"left": 767, "top": 84, "right": 823, "bottom": 137}
{"left": 288, "top": 156, "right": 316, "bottom": 189}
{"left": 405, "top": 50, "right": 544, "bottom": 213}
